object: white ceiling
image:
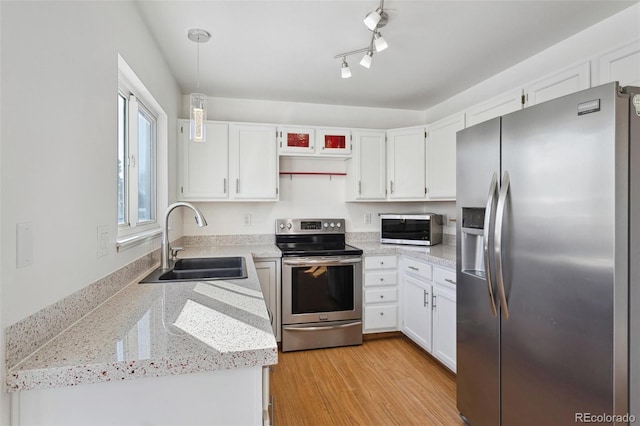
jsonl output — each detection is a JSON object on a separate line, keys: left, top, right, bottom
{"left": 135, "top": 1, "right": 636, "bottom": 110}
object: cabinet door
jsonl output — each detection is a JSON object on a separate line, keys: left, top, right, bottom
{"left": 255, "top": 260, "right": 280, "bottom": 342}
{"left": 278, "top": 126, "right": 315, "bottom": 155}
{"left": 316, "top": 128, "right": 352, "bottom": 155}
{"left": 426, "top": 113, "right": 465, "bottom": 200}
{"left": 524, "top": 62, "right": 590, "bottom": 107}
{"left": 598, "top": 40, "right": 640, "bottom": 87}
{"left": 179, "top": 120, "right": 229, "bottom": 200}
{"left": 465, "top": 89, "right": 523, "bottom": 127}
{"left": 432, "top": 284, "right": 456, "bottom": 372}
{"left": 351, "top": 130, "right": 387, "bottom": 200}
{"left": 230, "top": 124, "right": 278, "bottom": 200}
{"left": 386, "top": 127, "right": 426, "bottom": 200}
{"left": 401, "top": 274, "right": 432, "bottom": 352}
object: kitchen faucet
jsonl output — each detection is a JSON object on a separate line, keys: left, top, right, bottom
{"left": 161, "top": 202, "right": 208, "bottom": 270}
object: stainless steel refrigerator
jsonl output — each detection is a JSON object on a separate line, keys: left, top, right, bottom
{"left": 456, "top": 82, "right": 639, "bottom": 426}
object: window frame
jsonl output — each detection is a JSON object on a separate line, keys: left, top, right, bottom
{"left": 117, "top": 54, "right": 168, "bottom": 250}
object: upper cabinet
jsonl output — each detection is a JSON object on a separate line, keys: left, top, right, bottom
{"left": 278, "top": 126, "right": 352, "bottom": 156}
{"left": 426, "top": 113, "right": 465, "bottom": 200}
{"left": 346, "top": 130, "right": 387, "bottom": 201}
{"left": 179, "top": 120, "right": 278, "bottom": 202}
{"left": 465, "top": 89, "right": 524, "bottom": 127}
{"left": 523, "top": 62, "right": 591, "bottom": 107}
{"left": 598, "top": 40, "right": 640, "bottom": 87}
{"left": 179, "top": 120, "right": 229, "bottom": 200}
{"left": 387, "top": 127, "right": 427, "bottom": 200}
{"left": 229, "top": 123, "right": 279, "bottom": 200}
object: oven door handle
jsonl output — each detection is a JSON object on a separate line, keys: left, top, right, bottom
{"left": 282, "top": 257, "right": 362, "bottom": 266}
{"left": 283, "top": 322, "right": 362, "bottom": 332}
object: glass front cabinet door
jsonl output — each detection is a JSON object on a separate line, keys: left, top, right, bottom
{"left": 278, "top": 126, "right": 316, "bottom": 155}
{"left": 316, "top": 128, "right": 351, "bottom": 155}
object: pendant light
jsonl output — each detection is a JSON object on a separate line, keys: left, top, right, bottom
{"left": 187, "top": 28, "right": 211, "bottom": 143}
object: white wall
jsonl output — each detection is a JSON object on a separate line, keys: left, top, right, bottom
{"left": 0, "top": 0, "right": 182, "bottom": 386}
{"left": 422, "top": 3, "right": 640, "bottom": 123}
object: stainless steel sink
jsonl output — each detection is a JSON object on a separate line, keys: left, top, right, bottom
{"left": 139, "top": 256, "right": 248, "bottom": 283}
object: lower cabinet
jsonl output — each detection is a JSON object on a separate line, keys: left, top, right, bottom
{"left": 363, "top": 255, "right": 399, "bottom": 333}
{"left": 401, "top": 257, "right": 457, "bottom": 372}
{"left": 254, "top": 258, "right": 281, "bottom": 342}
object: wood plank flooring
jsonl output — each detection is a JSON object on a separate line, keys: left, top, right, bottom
{"left": 270, "top": 334, "right": 465, "bottom": 425}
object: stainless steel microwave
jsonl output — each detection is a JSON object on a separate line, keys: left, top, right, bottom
{"left": 380, "top": 213, "right": 443, "bottom": 246}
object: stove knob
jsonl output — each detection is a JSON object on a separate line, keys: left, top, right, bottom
{"left": 330, "top": 222, "right": 335, "bottom": 228}
{"left": 323, "top": 222, "right": 329, "bottom": 228}
{"left": 286, "top": 223, "right": 292, "bottom": 229}
{"left": 336, "top": 222, "right": 342, "bottom": 228}
{"left": 279, "top": 223, "right": 285, "bottom": 229}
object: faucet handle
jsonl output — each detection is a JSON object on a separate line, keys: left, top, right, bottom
{"left": 170, "top": 247, "right": 184, "bottom": 260}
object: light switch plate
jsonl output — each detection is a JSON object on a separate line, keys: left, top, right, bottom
{"left": 16, "top": 222, "right": 34, "bottom": 268}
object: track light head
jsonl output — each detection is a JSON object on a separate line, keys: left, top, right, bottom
{"left": 341, "top": 58, "right": 352, "bottom": 78}
{"left": 374, "top": 32, "right": 388, "bottom": 52}
{"left": 360, "top": 50, "right": 373, "bottom": 69}
{"left": 364, "top": 7, "right": 383, "bottom": 30}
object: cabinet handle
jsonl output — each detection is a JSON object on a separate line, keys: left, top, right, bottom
{"left": 390, "top": 180, "right": 394, "bottom": 194}
{"left": 379, "top": 277, "right": 384, "bottom": 282}
{"left": 445, "top": 278, "right": 456, "bottom": 285}
{"left": 423, "top": 290, "right": 428, "bottom": 307}
{"left": 408, "top": 266, "right": 419, "bottom": 272}
{"left": 380, "top": 312, "right": 384, "bottom": 316}
{"left": 380, "top": 261, "right": 384, "bottom": 266}
{"left": 432, "top": 294, "right": 437, "bottom": 309}
{"left": 236, "top": 178, "right": 240, "bottom": 193}
{"left": 223, "top": 178, "right": 227, "bottom": 194}
{"left": 358, "top": 181, "right": 362, "bottom": 195}
{"left": 379, "top": 295, "right": 384, "bottom": 299}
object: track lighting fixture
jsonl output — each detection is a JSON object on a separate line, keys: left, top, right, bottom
{"left": 333, "top": 0, "right": 390, "bottom": 78}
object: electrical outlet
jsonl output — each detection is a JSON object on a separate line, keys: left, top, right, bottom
{"left": 243, "top": 214, "right": 251, "bottom": 226}
{"left": 364, "top": 213, "right": 372, "bottom": 225}
{"left": 97, "top": 225, "right": 109, "bottom": 258}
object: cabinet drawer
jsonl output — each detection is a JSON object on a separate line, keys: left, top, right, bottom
{"left": 364, "top": 255, "right": 397, "bottom": 270}
{"left": 365, "top": 288, "right": 398, "bottom": 304}
{"left": 365, "top": 305, "right": 398, "bottom": 330}
{"left": 365, "top": 270, "right": 397, "bottom": 287}
{"left": 434, "top": 267, "right": 456, "bottom": 288}
{"left": 403, "top": 258, "right": 432, "bottom": 281}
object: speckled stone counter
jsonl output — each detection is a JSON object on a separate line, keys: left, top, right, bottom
{"left": 351, "top": 241, "right": 456, "bottom": 270}
{"left": 7, "top": 247, "right": 280, "bottom": 392}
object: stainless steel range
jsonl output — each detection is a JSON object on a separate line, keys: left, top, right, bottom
{"left": 276, "top": 218, "right": 363, "bottom": 352}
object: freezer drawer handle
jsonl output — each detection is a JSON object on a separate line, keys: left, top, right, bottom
{"left": 484, "top": 172, "right": 499, "bottom": 316}
{"left": 495, "top": 171, "right": 511, "bottom": 320}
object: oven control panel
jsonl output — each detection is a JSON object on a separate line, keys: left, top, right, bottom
{"left": 276, "top": 218, "right": 346, "bottom": 234}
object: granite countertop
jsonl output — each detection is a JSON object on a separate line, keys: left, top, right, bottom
{"left": 351, "top": 241, "right": 456, "bottom": 270}
{"left": 7, "top": 246, "right": 280, "bottom": 392}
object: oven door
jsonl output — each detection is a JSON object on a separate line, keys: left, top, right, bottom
{"left": 282, "top": 255, "right": 362, "bottom": 325}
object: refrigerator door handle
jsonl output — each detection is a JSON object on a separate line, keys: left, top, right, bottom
{"left": 495, "top": 171, "right": 510, "bottom": 320}
{"left": 483, "top": 172, "right": 499, "bottom": 316}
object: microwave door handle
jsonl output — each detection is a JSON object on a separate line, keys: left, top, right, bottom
{"left": 495, "top": 171, "right": 510, "bottom": 320}
{"left": 484, "top": 172, "right": 498, "bottom": 317}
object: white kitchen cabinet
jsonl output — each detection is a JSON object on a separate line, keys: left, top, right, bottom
{"left": 255, "top": 259, "right": 281, "bottom": 342}
{"left": 598, "top": 40, "right": 640, "bottom": 87}
{"left": 178, "top": 120, "right": 229, "bottom": 200}
{"left": 316, "top": 127, "right": 352, "bottom": 155}
{"left": 346, "top": 130, "right": 387, "bottom": 201}
{"left": 432, "top": 267, "right": 457, "bottom": 372}
{"left": 363, "top": 255, "right": 399, "bottom": 333}
{"left": 465, "top": 88, "right": 524, "bottom": 127}
{"left": 229, "top": 123, "right": 279, "bottom": 200}
{"left": 401, "top": 257, "right": 433, "bottom": 352}
{"left": 524, "top": 61, "right": 591, "bottom": 107}
{"left": 278, "top": 126, "right": 315, "bottom": 155}
{"left": 426, "top": 113, "right": 465, "bottom": 200}
{"left": 386, "top": 126, "right": 427, "bottom": 200}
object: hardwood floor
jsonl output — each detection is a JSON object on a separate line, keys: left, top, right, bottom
{"left": 270, "top": 334, "right": 465, "bottom": 425}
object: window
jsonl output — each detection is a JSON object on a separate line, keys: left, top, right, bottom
{"left": 117, "top": 55, "right": 167, "bottom": 249}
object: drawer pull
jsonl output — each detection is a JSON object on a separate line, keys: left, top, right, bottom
{"left": 380, "top": 277, "right": 384, "bottom": 282}
{"left": 380, "top": 312, "right": 384, "bottom": 316}
{"left": 379, "top": 295, "right": 384, "bottom": 299}
{"left": 380, "top": 261, "right": 384, "bottom": 266}
{"left": 445, "top": 278, "right": 456, "bottom": 285}
{"left": 408, "top": 266, "right": 419, "bottom": 272}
